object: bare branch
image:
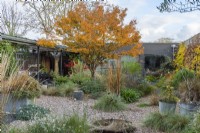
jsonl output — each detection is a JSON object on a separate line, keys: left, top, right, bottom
{"left": 21, "top": 1, "right": 76, "bottom": 38}
{"left": 0, "top": 2, "right": 30, "bottom": 36}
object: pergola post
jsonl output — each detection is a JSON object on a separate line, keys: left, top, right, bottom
{"left": 60, "top": 50, "right": 63, "bottom": 76}
{"left": 37, "top": 46, "right": 40, "bottom": 81}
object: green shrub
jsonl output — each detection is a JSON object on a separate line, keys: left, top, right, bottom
{"left": 145, "top": 75, "right": 158, "bottom": 82}
{"left": 144, "top": 113, "right": 190, "bottom": 133}
{"left": 53, "top": 75, "right": 68, "bottom": 85}
{"left": 172, "top": 68, "right": 195, "bottom": 88}
{"left": 81, "top": 80, "right": 106, "bottom": 98}
{"left": 156, "top": 76, "right": 166, "bottom": 88}
{"left": 13, "top": 114, "right": 89, "bottom": 133}
{"left": 120, "top": 88, "right": 141, "bottom": 103}
{"left": 122, "top": 61, "right": 142, "bottom": 74}
{"left": 70, "top": 72, "right": 90, "bottom": 85}
{"left": 15, "top": 104, "right": 50, "bottom": 121}
{"left": 136, "top": 83, "right": 154, "bottom": 96}
{"left": 94, "top": 93, "right": 126, "bottom": 112}
{"left": 58, "top": 81, "right": 77, "bottom": 96}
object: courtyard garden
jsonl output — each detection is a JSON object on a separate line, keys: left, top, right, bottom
{"left": 0, "top": 1, "right": 200, "bottom": 133}
{"left": 0, "top": 42, "right": 200, "bottom": 133}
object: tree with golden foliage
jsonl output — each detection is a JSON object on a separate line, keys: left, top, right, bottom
{"left": 174, "top": 43, "right": 186, "bottom": 70}
{"left": 185, "top": 44, "right": 200, "bottom": 73}
{"left": 37, "top": 2, "right": 143, "bottom": 78}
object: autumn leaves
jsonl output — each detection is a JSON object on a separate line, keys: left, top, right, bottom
{"left": 37, "top": 2, "right": 143, "bottom": 78}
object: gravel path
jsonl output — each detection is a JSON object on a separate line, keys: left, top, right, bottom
{"left": 10, "top": 95, "right": 162, "bottom": 133}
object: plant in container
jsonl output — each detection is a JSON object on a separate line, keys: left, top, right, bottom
{"left": 1, "top": 72, "right": 41, "bottom": 118}
{"left": 171, "top": 68, "right": 200, "bottom": 116}
{"left": 159, "top": 85, "right": 178, "bottom": 114}
{"left": 178, "top": 77, "right": 200, "bottom": 116}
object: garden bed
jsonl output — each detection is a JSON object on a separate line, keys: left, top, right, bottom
{"left": 9, "top": 95, "right": 162, "bottom": 133}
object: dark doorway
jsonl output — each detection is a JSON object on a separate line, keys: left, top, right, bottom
{"left": 145, "top": 55, "right": 166, "bottom": 71}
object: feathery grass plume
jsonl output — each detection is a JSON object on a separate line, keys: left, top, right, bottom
{"left": 0, "top": 51, "right": 19, "bottom": 127}
{"left": 107, "top": 63, "right": 113, "bottom": 93}
{"left": 107, "top": 60, "right": 123, "bottom": 95}
{"left": 116, "top": 60, "right": 121, "bottom": 95}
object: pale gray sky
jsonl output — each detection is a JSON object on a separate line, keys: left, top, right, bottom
{"left": 1, "top": 0, "right": 200, "bottom": 42}
{"left": 109, "top": 0, "right": 200, "bottom": 42}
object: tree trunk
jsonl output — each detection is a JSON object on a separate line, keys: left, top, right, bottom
{"left": 91, "top": 69, "right": 95, "bottom": 79}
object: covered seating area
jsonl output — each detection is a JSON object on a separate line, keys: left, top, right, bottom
{"left": 0, "top": 32, "right": 73, "bottom": 84}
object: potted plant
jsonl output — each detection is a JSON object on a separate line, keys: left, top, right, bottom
{"left": 173, "top": 68, "right": 200, "bottom": 116}
{"left": 159, "top": 85, "right": 178, "bottom": 114}
{"left": 0, "top": 52, "right": 41, "bottom": 123}
{"left": 178, "top": 78, "right": 200, "bottom": 116}
{"left": 1, "top": 72, "right": 41, "bottom": 114}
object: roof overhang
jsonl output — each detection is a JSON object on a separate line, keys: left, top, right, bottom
{"left": 0, "top": 33, "right": 56, "bottom": 52}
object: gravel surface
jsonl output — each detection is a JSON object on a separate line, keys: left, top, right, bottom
{"left": 10, "top": 95, "right": 162, "bottom": 133}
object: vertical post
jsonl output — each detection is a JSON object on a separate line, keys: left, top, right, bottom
{"left": 60, "top": 50, "right": 63, "bottom": 76}
{"left": 37, "top": 46, "right": 40, "bottom": 81}
{"left": 171, "top": 44, "right": 176, "bottom": 61}
{"left": 172, "top": 46, "right": 175, "bottom": 60}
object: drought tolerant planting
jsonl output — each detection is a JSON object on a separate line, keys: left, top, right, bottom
{"left": 94, "top": 93, "right": 127, "bottom": 112}
{"left": 144, "top": 112, "right": 190, "bottom": 133}
{"left": 9, "top": 113, "right": 89, "bottom": 133}
{"left": 144, "top": 109, "right": 200, "bottom": 133}
{"left": 42, "top": 80, "right": 78, "bottom": 97}
{"left": 1, "top": 1, "right": 200, "bottom": 133}
{"left": 158, "top": 84, "right": 178, "bottom": 114}
{"left": 120, "top": 88, "right": 141, "bottom": 103}
{"left": 15, "top": 104, "right": 50, "bottom": 121}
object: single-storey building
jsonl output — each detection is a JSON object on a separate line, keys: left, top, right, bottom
{"left": 1, "top": 32, "right": 180, "bottom": 79}
{"left": 139, "top": 42, "right": 179, "bottom": 72}
{"left": 0, "top": 32, "right": 76, "bottom": 82}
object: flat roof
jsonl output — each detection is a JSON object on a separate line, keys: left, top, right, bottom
{"left": 0, "top": 32, "right": 55, "bottom": 51}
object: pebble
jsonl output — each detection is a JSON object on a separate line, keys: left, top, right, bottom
{"left": 10, "top": 95, "right": 163, "bottom": 133}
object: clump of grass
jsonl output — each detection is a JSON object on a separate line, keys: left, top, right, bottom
{"left": 81, "top": 80, "right": 106, "bottom": 96}
{"left": 120, "top": 88, "right": 141, "bottom": 103}
{"left": 42, "top": 87, "right": 60, "bottom": 96}
{"left": 58, "top": 81, "right": 77, "bottom": 97}
{"left": 144, "top": 112, "right": 190, "bottom": 133}
{"left": 137, "top": 103, "right": 150, "bottom": 108}
{"left": 9, "top": 113, "right": 89, "bottom": 133}
{"left": 94, "top": 93, "right": 126, "bottom": 112}
{"left": 182, "top": 109, "right": 200, "bottom": 133}
{"left": 65, "top": 113, "right": 89, "bottom": 133}
{"left": 42, "top": 81, "right": 77, "bottom": 97}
